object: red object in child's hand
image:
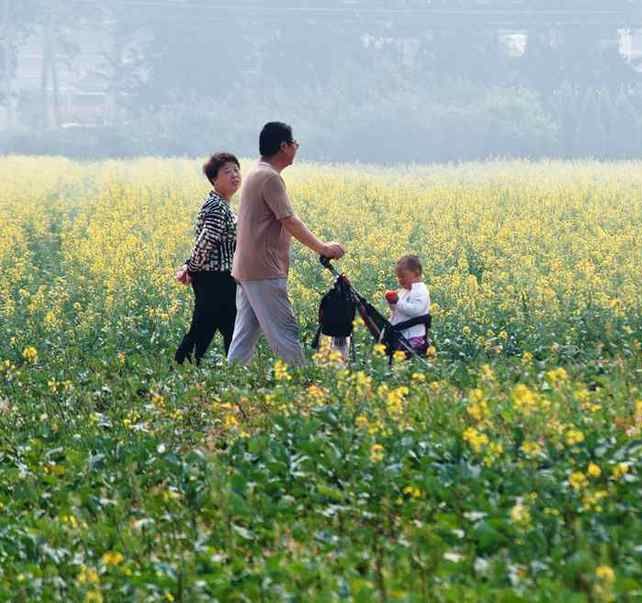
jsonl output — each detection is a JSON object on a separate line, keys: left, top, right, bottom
{"left": 385, "top": 290, "right": 399, "bottom": 304}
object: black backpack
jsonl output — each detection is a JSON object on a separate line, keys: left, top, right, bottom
{"left": 312, "top": 276, "right": 356, "bottom": 349}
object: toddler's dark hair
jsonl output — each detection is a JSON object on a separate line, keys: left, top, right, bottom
{"left": 396, "top": 254, "right": 422, "bottom": 275}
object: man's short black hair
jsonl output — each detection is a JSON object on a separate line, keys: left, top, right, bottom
{"left": 203, "top": 152, "right": 240, "bottom": 185}
{"left": 259, "top": 122, "right": 293, "bottom": 157}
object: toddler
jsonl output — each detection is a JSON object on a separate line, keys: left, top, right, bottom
{"left": 385, "top": 255, "right": 431, "bottom": 352}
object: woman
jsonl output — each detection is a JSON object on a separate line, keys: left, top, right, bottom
{"left": 175, "top": 152, "right": 241, "bottom": 365}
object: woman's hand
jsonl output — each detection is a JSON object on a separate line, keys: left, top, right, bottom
{"left": 176, "top": 265, "right": 192, "bottom": 285}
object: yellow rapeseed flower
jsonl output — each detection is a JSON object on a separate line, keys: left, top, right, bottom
{"left": 565, "top": 429, "right": 585, "bottom": 446}
{"left": 510, "top": 502, "right": 531, "bottom": 529}
{"left": 22, "top": 346, "right": 38, "bottom": 363}
{"left": 545, "top": 367, "right": 568, "bottom": 386}
{"left": 466, "top": 390, "right": 489, "bottom": 423}
{"left": 611, "top": 463, "right": 630, "bottom": 480}
{"left": 355, "top": 415, "right": 369, "bottom": 429}
{"left": 101, "top": 551, "right": 124, "bottom": 566}
{"left": 306, "top": 384, "right": 327, "bottom": 402}
{"left": 520, "top": 441, "right": 542, "bottom": 457}
{"left": 373, "top": 343, "right": 386, "bottom": 356}
{"left": 587, "top": 463, "right": 602, "bottom": 478}
{"left": 273, "top": 359, "right": 291, "bottom": 381}
{"left": 595, "top": 565, "right": 615, "bottom": 584}
{"left": 402, "top": 485, "right": 422, "bottom": 498}
{"left": 392, "top": 350, "right": 407, "bottom": 363}
{"left": 569, "top": 471, "right": 588, "bottom": 490}
{"left": 582, "top": 489, "right": 608, "bottom": 512}
{"left": 77, "top": 565, "right": 99, "bottom": 584}
{"left": 462, "top": 427, "right": 489, "bottom": 453}
{"left": 512, "top": 384, "right": 539, "bottom": 414}
{"left": 223, "top": 414, "right": 239, "bottom": 429}
{"left": 483, "top": 442, "right": 504, "bottom": 467}
{"left": 370, "top": 443, "right": 385, "bottom": 463}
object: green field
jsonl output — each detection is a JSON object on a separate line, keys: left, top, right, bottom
{"left": 0, "top": 157, "right": 641, "bottom": 602}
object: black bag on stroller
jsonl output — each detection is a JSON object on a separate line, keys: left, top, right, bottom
{"left": 311, "top": 274, "right": 356, "bottom": 349}
{"left": 316, "top": 256, "right": 431, "bottom": 365}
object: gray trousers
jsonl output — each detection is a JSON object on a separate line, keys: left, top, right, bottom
{"left": 227, "top": 278, "right": 305, "bottom": 366}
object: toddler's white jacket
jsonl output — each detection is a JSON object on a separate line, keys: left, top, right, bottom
{"left": 390, "top": 282, "right": 431, "bottom": 339}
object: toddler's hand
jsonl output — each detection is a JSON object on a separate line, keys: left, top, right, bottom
{"left": 385, "top": 290, "right": 398, "bottom": 304}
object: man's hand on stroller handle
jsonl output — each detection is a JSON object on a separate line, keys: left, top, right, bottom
{"left": 320, "top": 242, "right": 345, "bottom": 260}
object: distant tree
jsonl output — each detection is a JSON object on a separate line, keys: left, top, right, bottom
{"left": 520, "top": 26, "right": 638, "bottom": 95}
{"left": 7, "top": 1, "right": 97, "bottom": 128}
{"left": 1, "top": 0, "right": 40, "bottom": 127}
{"left": 611, "top": 88, "right": 642, "bottom": 158}
{"left": 127, "top": 2, "right": 255, "bottom": 109}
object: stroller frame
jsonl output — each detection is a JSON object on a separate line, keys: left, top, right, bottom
{"left": 319, "top": 256, "right": 430, "bottom": 366}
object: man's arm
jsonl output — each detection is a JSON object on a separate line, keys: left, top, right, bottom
{"left": 280, "top": 214, "right": 345, "bottom": 259}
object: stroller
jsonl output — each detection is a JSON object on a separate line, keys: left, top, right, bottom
{"left": 312, "top": 256, "right": 432, "bottom": 366}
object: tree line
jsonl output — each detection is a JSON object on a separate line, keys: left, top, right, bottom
{"left": 2, "top": 0, "right": 642, "bottom": 162}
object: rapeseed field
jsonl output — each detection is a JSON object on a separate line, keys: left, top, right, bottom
{"left": 0, "top": 157, "right": 640, "bottom": 601}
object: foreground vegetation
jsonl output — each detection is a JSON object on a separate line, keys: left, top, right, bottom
{"left": 0, "top": 157, "right": 641, "bottom": 601}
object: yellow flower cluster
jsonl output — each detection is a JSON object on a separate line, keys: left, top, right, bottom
{"left": 611, "top": 463, "right": 630, "bottom": 481}
{"left": 569, "top": 471, "right": 589, "bottom": 490}
{"left": 565, "top": 429, "right": 585, "bottom": 446}
{"left": 466, "top": 388, "right": 489, "bottom": 423}
{"left": 385, "top": 386, "right": 409, "bottom": 417}
{"left": 402, "top": 485, "right": 422, "bottom": 498}
{"left": 582, "top": 489, "right": 608, "bottom": 513}
{"left": 306, "top": 384, "right": 328, "bottom": 402}
{"left": 587, "top": 463, "right": 602, "bottom": 478}
{"left": 370, "top": 443, "right": 385, "bottom": 463}
{"left": 595, "top": 565, "right": 615, "bottom": 583}
{"left": 273, "top": 359, "right": 291, "bottom": 382}
{"left": 101, "top": 551, "right": 124, "bottom": 567}
{"left": 22, "top": 346, "right": 38, "bottom": 363}
{"left": 520, "top": 441, "right": 543, "bottom": 457}
{"left": 510, "top": 501, "right": 532, "bottom": 529}
{"left": 512, "top": 384, "right": 540, "bottom": 415}
{"left": 545, "top": 367, "right": 568, "bottom": 387}
{"left": 462, "top": 427, "right": 489, "bottom": 453}
{"left": 483, "top": 442, "right": 504, "bottom": 467}
{"left": 77, "top": 565, "right": 99, "bottom": 585}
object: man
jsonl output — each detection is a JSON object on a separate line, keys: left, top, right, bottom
{"left": 227, "top": 122, "right": 345, "bottom": 366}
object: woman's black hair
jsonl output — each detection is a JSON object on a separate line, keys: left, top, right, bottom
{"left": 203, "top": 152, "right": 240, "bottom": 185}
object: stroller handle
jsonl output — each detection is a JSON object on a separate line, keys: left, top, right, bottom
{"left": 319, "top": 255, "right": 340, "bottom": 274}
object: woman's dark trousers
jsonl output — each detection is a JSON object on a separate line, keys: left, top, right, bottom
{"left": 175, "top": 271, "right": 237, "bottom": 364}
